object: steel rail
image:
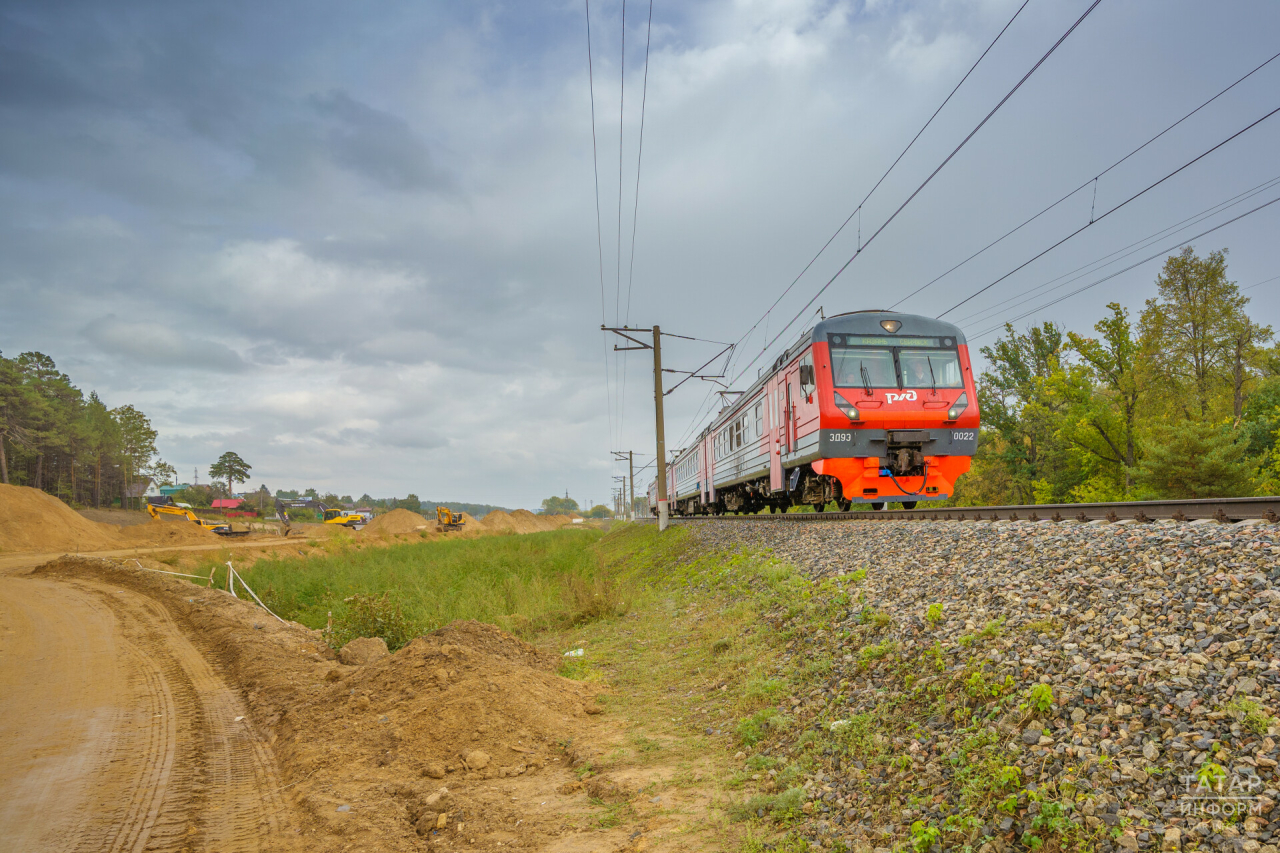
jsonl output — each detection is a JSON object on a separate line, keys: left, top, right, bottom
{"left": 647, "top": 496, "right": 1280, "bottom": 525}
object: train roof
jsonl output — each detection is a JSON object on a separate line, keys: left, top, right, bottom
{"left": 811, "top": 310, "right": 966, "bottom": 344}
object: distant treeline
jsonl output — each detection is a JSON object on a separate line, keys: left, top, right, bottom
{"left": 953, "top": 247, "right": 1280, "bottom": 506}
{"left": 271, "top": 489, "right": 514, "bottom": 518}
{"left": 0, "top": 351, "right": 170, "bottom": 508}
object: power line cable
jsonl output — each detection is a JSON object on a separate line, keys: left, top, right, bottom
{"left": 624, "top": 0, "right": 654, "bottom": 327}
{"left": 891, "top": 47, "right": 1280, "bottom": 310}
{"left": 722, "top": 0, "right": 1035, "bottom": 382}
{"left": 970, "top": 194, "right": 1280, "bottom": 340}
{"left": 614, "top": 1, "right": 628, "bottom": 464}
{"left": 954, "top": 174, "right": 1280, "bottom": 327}
{"left": 1244, "top": 274, "right": 1279, "bottom": 291}
{"left": 585, "top": 0, "right": 616, "bottom": 450}
{"left": 618, "top": 0, "right": 655, "bottom": 464}
{"left": 937, "top": 103, "right": 1280, "bottom": 318}
{"left": 727, "top": 0, "right": 1105, "bottom": 387}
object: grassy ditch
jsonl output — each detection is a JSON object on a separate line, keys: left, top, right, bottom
{"left": 541, "top": 524, "right": 859, "bottom": 851}
{"left": 211, "top": 528, "right": 618, "bottom": 647}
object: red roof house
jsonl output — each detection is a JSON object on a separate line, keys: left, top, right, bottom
{"left": 211, "top": 498, "right": 245, "bottom": 510}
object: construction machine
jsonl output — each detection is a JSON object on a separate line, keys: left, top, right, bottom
{"left": 436, "top": 507, "right": 466, "bottom": 530}
{"left": 319, "top": 504, "right": 365, "bottom": 528}
{"left": 274, "top": 498, "right": 292, "bottom": 537}
{"left": 146, "top": 503, "right": 250, "bottom": 537}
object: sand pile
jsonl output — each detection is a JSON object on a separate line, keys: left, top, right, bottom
{"left": 509, "top": 509, "right": 552, "bottom": 533}
{"left": 36, "top": 557, "right": 613, "bottom": 852}
{"left": 479, "top": 510, "right": 518, "bottom": 533}
{"left": 118, "top": 517, "right": 220, "bottom": 546}
{"left": 0, "top": 484, "right": 120, "bottom": 552}
{"left": 360, "top": 508, "right": 433, "bottom": 536}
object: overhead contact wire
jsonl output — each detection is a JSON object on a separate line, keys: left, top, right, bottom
{"left": 954, "top": 174, "right": 1280, "bottom": 327}
{"left": 970, "top": 194, "right": 1280, "bottom": 339}
{"left": 890, "top": 47, "right": 1280, "bottom": 310}
{"left": 722, "top": 0, "right": 1035, "bottom": 382}
{"left": 936, "top": 103, "right": 1280, "bottom": 318}
{"left": 727, "top": 0, "right": 1105, "bottom": 387}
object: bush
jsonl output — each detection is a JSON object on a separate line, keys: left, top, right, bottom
{"left": 325, "top": 592, "right": 416, "bottom": 651}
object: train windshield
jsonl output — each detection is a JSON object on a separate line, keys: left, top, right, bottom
{"left": 899, "top": 350, "right": 964, "bottom": 388}
{"left": 831, "top": 348, "right": 896, "bottom": 388}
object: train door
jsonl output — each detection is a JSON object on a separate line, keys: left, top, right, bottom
{"left": 769, "top": 380, "right": 783, "bottom": 490}
{"left": 778, "top": 379, "right": 788, "bottom": 455}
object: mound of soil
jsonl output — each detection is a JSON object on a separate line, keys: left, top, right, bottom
{"left": 0, "top": 484, "right": 120, "bottom": 552}
{"left": 479, "top": 510, "right": 518, "bottom": 532}
{"left": 360, "top": 509, "right": 433, "bottom": 536}
{"left": 509, "top": 509, "right": 552, "bottom": 533}
{"left": 117, "top": 517, "right": 221, "bottom": 547}
{"left": 77, "top": 507, "right": 153, "bottom": 527}
{"left": 34, "top": 556, "right": 613, "bottom": 852}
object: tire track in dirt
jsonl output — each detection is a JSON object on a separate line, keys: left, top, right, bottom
{"left": 0, "top": 574, "right": 290, "bottom": 852}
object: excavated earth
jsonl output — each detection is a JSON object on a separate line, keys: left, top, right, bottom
{"left": 0, "top": 554, "right": 644, "bottom": 853}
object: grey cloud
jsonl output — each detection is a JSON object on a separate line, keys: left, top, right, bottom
{"left": 2, "top": 0, "right": 1277, "bottom": 508}
{"left": 310, "top": 89, "right": 448, "bottom": 191}
{"left": 0, "top": 45, "right": 98, "bottom": 110}
{"left": 81, "top": 316, "right": 247, "bottom": 373}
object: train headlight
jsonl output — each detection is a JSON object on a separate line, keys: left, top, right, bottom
{"left": 947, "top": 392, "right": 969, "bottom": 421}
{"left": 834, "top": 398, "right": 860, "bottom": 421}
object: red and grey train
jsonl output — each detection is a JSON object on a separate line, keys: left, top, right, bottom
{"left": 649, "top": 311, "right": 980, "bottom": 515}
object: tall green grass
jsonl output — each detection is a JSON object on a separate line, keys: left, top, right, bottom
{"left": 228, "top": 528, "right": 622, "bottom": 648}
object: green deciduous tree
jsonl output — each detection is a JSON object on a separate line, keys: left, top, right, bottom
{"left": 540, "top": 495, "right": 580, "bottom": 514}
{"left": 1066, "top": 303, "right": 1144, "bottom": 491}
{"left": 1139, "top": 247, "right": 1248, "bottom": 419}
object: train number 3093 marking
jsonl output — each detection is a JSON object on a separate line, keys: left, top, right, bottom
{"left": 952, "top": 431, "right": 975, "bottom": 441}
{"left": 829, "top": 432, "right": 853, "bottom": 442}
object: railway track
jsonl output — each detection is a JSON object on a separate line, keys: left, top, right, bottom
{"left": 655, "top": 495, "right": 1280, "bottom": 524}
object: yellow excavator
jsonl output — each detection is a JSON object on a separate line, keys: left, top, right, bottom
{"left": 436, "top": 507, "right": 466, "bottom": 530}
{"left": 146, "top": 502, "right": 249, "bottom": 537}
{"left": 321, "top": 506, "right": 365, "bottom": 528}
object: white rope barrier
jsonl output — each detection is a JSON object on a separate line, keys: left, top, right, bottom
{"left": 227, "top": 562, "right": 287, "bottom": 624}
{"left": 128, "top": 559, "right": 209, "bottom": 581}
{"left": 122, "top": 557, "right": 286, "bottom": 625}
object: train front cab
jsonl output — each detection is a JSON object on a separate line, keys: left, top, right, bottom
{"left": 808, "top": 313, "right": 980, "bottom": 505}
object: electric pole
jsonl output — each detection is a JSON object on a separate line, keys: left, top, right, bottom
{"left": 653, "top": 326, "right": 668, "bottom": 531}
{"left": 611, "top": 450, "right": 635, "bottom": 521}
{"left": 602, "top": 324, "right": 669, "bottom": 531}
{"left": 613, "top": 476, "right": 628, "bottom": 521}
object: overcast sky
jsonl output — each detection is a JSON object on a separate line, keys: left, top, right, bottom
{"left": 2, "top": 0, "right": 1277, "bottom": 509}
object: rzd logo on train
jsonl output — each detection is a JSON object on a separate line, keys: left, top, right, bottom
{"left": 886, "top": 390, "right": 918, "bottom": 404}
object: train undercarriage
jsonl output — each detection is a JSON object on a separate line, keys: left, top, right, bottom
{"left": 672, "top": 460, "right": 929, "bottom": 517}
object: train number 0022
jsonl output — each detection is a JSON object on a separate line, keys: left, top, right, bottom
{"left": 951, "top": 431, "right": 975, "bottom": 441}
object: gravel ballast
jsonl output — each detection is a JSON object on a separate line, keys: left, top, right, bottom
{"left": 682, "top": 518, "right": 1280, "bottom": 853}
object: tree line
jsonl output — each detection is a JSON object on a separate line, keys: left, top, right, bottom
{"left": 0, "top": 351, "right": 171, "bottom": 508}
{"left": 955, "top": 247, "right": 1279, "bottom": 506}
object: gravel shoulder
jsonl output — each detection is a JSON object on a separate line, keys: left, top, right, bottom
{"left": 681, "top": 518, "right": 1280, "bottom": 853}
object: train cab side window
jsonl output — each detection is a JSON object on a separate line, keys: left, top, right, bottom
{"left": 799, "top": 353, "right": 815, "bottom": 400}
{"left": 754, "top": 403, "right": 763, "bottom": 435}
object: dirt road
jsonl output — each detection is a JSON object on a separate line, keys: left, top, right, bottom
{"left": 0, "top": 567, "right": 290, "bottom": 852}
